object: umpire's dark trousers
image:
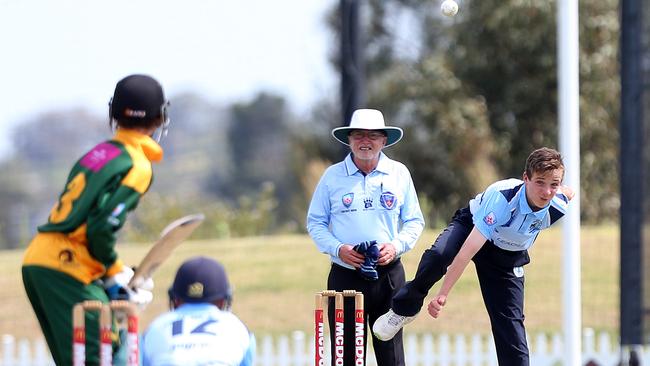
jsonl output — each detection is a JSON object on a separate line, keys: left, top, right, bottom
{"left": 391, "top": 207, "right": 532, "bottom": 366}
{"left": 327, "top": 259, "right": 406, "bottom": 366}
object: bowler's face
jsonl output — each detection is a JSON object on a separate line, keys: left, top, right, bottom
{"left": 523, "top": 168, "right": 564, "bottom": 211}
{"left": 348, "top": 129, "right": 387, "bottom": 162}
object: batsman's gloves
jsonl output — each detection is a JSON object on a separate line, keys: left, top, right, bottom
{"left": 126, "top": 287, "right": 154, "bottom": 311}
{"left": 103, "top": 266, "right": 154, "bottom": 310}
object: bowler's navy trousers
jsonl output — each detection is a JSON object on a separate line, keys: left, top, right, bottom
{"left": 392, "top": 207, "right": 532, "bottom": 366}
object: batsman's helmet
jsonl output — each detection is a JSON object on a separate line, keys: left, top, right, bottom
{"left": 109, "top": 74, "right": 170, "bottom": 142}
{"left": 169, "top": 256, "right": 232, "bottom": 308}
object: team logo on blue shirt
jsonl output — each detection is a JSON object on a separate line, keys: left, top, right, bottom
{"left": 364, "top": 197, "right": 373, "bottom": 208}
{"left": 483, "top": 212, "right": 497, "bottom": 226}
{"left": 342, "top": 193, "right": 354, "bottom": 208}
{"left": 380, "top": 192, "right": 397, "bottom": 210}
{"left": 528, "top": 220, "right": 542, "bottom": 233}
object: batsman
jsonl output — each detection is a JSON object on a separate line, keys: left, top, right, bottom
{"left": 21, "top": 74, "right": 170, "bottom": 366}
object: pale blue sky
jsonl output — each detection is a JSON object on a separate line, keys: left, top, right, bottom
{"left": 0, "top": 0, "right": 337, "bottom": 159}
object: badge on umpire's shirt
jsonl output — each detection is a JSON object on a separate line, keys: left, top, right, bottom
{"left": 342, "top": 193, "right": 354, "bottom": 208}
{"left": 513, "top": 266, "right": 524, "bottom": 278}
{"left": 380, "top": 191, "right": 397, "bottom": 209}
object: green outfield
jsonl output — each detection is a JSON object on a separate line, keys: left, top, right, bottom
{"left": 1, "top": 225, "right": 618, "bottom": 340}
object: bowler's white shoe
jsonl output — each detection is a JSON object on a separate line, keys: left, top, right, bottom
{"left": 372, "top": 309, "right": 417, "bottom": 341}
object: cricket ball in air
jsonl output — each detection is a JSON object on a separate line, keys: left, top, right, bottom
{"left": 441, "top": 0, "right": 458, "bottom": 17}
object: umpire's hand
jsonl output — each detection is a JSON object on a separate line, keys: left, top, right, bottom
{"left": 377, "top": 243, "right": 397, "bottom": 266}
{"left": 339, "top": 244, "right": 365, "bottom": 268}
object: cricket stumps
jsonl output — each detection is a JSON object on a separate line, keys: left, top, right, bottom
{"left": 315, "top": 290, "right": 364, "bottom": 366}
{"left": 72, "top": 300, "right": 139, "bottom": 366}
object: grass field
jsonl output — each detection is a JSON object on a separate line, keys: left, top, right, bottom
{"left": 0, "top": 225, "right": 618, "bottom": 340}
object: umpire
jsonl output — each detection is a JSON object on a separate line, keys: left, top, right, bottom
{"left": 307, "top": 109, "right": 425, "bottom": 365}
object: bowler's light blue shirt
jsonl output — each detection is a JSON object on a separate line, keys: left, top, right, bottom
{"left": 469, "top": 178, "right": 570, "bottom": 251}
{"left": 307, "top": 152, "right": 425, "bottom": 269}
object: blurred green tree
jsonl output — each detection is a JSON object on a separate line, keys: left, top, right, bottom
{"left": 0, "top": 0, "right": 622, "bottom": 248}
{"left": 219, "top": 93, "right": 297, "bottom": 227}
{"left": 316, "top": 0, "right": 619, "bottom": 223}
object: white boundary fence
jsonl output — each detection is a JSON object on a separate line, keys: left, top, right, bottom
{"left": 1, "top": 329, "right": 646, "bottom": 365}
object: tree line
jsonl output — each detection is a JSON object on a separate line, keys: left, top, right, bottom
{"left": 0, "top": 0, "right": 619, "bottom": 249}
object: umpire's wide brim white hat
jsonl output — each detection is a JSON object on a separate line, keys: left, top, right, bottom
{"left": 331, "top": 109, "right": 403, "bottom": 148}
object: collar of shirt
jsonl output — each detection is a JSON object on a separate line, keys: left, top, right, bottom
{"left": 114, "top": 128, "right": 164, "bottom": 162}
{"left": 344, "top": 152, "right": 390, "bottom": 176}
{"left": 175, "top": 302, "right": 221, "bottom": 313}
{"left": 517, "top": 184, "right": 549, "bottom": 218}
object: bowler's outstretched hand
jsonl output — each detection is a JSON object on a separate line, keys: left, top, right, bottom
{"left": 427, "top": 295, "right": 447, "bottom": 319}
{"left": 560, "top": 185, "right": 575, "bottom": 201}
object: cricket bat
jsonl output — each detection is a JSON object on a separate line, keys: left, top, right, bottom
{"left": 128, "top": 213, "right": 205, "bottom": 289}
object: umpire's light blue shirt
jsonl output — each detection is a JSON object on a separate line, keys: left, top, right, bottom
{"left": 307, "top": 152, "right": 425, "bottom": 269}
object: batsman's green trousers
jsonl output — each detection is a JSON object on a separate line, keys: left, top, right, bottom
{"left": 22, "top": 265, "right": 125, "bottom": 366}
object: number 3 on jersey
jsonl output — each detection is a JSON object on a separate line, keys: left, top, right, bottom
{"left": 49, "top": 173, "right": 86, "bottom": 223}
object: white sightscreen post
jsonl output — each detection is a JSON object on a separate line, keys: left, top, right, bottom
{"left": 557, "top": 0, "right": 581, "bottom": 365}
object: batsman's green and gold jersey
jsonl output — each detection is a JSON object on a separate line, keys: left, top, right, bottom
{"left": 23, "top": 129, "right": 163, "bottom": 284}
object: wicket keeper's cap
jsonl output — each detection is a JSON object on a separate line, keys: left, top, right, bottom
{"left": 171, "top": 256, "right": 232, "bottom": 304}
{"left": 332, "top": 109, "right": 403, "bottom": 148}
{"left": 110, "top": 74, "right": 166, "bottom": 123}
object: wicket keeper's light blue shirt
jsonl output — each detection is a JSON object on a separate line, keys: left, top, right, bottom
{"left": 307, "top": 153, "right": 425, "bottom": 269}
{"left": 142, "top": 303, "right": 255, "bottom": 366}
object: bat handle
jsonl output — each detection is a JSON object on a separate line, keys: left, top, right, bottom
{"left": 127, "top": 276, "right": 142, "bottom": 289}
